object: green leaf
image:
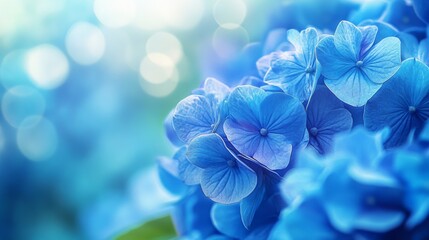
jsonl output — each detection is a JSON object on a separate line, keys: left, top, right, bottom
{"left": 115, "top": 215, "right": 177, "bottom": 240}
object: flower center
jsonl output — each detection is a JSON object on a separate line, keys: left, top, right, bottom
{"left": 309, "top": 127, "right": 318, "bottom": 136}
{"left": 305, "top": 66, "right": 314, "bottom": 74}
{"left": 356, "top": 60, "right": 364, "bottom": 68}
{"left": 227, "top": 159, "right": 236, "bottom": 167}
{"left": 259, "top": 128, "right": 268, "bottom": 136}
{"left": 408, "top": 106, "right": 416, "bottom": 113}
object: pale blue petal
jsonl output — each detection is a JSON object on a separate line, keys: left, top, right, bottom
{"left": 223, "top": 119, "right": 261, "bottom": 158}
{"left": 286, "top": 29, "right": 301, "bottom": 51}
{"left": 334, "top": 20, "right": 362, "bottom": 61}
{"left": 253, "top": 134, "right": 292, "bottom": 170}
{"left": 362, "top": 37, "right": 401, "bottom": 84}
{"left": 201, "top": 162, "right": 257, "bottom": 204}
{"left": 176, "top": 147, "right": 203, "bottom": 185}
{"left": 227, "top": 86, "right": 267, "bottom": 127}
{"left": 418, "top": 38, "right": 429, "bottom": 66}
{"left": 211, "top": 204, "right": 248, "bottom": 239}
{"left": 300, "top": 27, "right": 318, "bottom": 64}
{"left": 187, "top": 133, "right": 235, "bottom": 169}
{"left": 173, "top": 95, "right": 218, "bottom": 143}
{"left": 325, "top": 68, "right": 381, "bottom": 107}
{"left": 203, "top": 78, "right": 230, "bottom": 101}
{"left": 317, "top": 36, "right": 354, "bottom": 80}
{"left": 164, "top": 109, "right": 184, "bottom": 147}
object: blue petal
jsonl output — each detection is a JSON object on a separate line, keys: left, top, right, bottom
{"left": 245, "top": 224, "right": 273, "bottom": 240}
{"left": 358, "top": 25, "right": 377, "bottom": 57}
{"left": 286, "top": 29, "right": 301, "bottom": 51}
{"left": 270, "top": 197, "right": 338, "bottom": 240}
{"left": 226, "top": 86, "right": 266, "bottom": 127}
{"left": 164, "top": 109, "right": 184, "bottom": 147}
{"left": 176, "top": 147, "right": 203, "bottom": 185}
{"left": 420, "top": 121, "right": 429, "bottom": 141}
{"left": 157, "top": 162, "right": 187, "bottom": 196}
{"left": 361, "top": 37, "right": 401, "bottom": 84}
{"left": 223, "top": 119, "right": 261, "bottom": 158}
{"left": 173, "top": 95, "right": 218, "bottom": 143}
{"left": 397, "top": 32, "right": 419, "bottom": 60}
{"left": 240, "top": 175, "right": 266, "bottom": 229}
{"left": 188, "top": 134, "right": 257, "bottom": 204}
{"left": 253, "top": 135, "right": 293, "bottom": 170}
{"left": 211, "top": 204, "right": 248, "bottom": 239}
{"left": 359, "top": 20, "right": 398, "bottom": 44}
{"left": 325, "top": 68, "right": 381, "bottom": 107}
{"left": 364, "top": 58, "right": 429, "bottom": 148}
{"left": 334, "top": 21, "right": 362, "bottom": 61}
{"left": 201, "top": 162, "right": 257, "bottom": 204}
{"left": 260, "top": 93, "right": 306, "bottom": 140}
{"left": 203, "top": 78, "right": 230, "bottom": 101}
{"left": 187, "top": 133, "right": 237, "bottom": 168}
{"left": 333, "top": 127, "right": 384, "bottom": 167}
{"left": 418, "top": 38, "right": 429, "bottom": 66}
{"left": 300, "top": 28, "right": 318, "bottom": 63}
{"left": 307, "top": 86, "right": 353, "bottom": 154}
{"left": 316, "top": 36, "right": 354, "bottom": 80}
{"left": 354, "top": 209, "right": 405, "bottom": 233}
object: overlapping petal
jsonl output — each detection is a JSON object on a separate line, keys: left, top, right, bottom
{"left": 364, "top": 58, "right": 429, "bottom": 148}
{"left": 187, "top": 134, "right": 258, "bottom": 204}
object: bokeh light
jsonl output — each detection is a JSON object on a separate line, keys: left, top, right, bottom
{"left": 146, "top": 32, "right": 183, "bottom": 64}
{"left": 140, "top": 53, "right": 176, "bottom": 84}
{"left": 212, "top": 26, "right": 249, "bottom": 59}
{"left": 65, "top": 22, "right": 106, "bottom": 65}
{"left": 1, "top": 86, "right": 46, "bottom": 128}
{"left": 213, "top": 0, "right": 247, "bottom": 29}
{"left": 25, "top": 44, "right": 69, "bottom": 90}
{"left": 93, "top": 0, "right": 137, "bottom": 28}
{"left": 16, "top": 116, "right": 58, "bottom": 161}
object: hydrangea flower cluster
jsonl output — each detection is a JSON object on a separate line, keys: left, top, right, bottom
{"left": 159, "top": 0, "right": 429, "bottom": 239}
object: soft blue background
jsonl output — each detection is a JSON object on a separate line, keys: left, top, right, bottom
{"left": 0, "top": 0, "right": 274, "bottom": 239}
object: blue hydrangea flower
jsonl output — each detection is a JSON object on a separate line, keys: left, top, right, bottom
{"left": 364, "top": 58, "right": 429, "bottom": 148}
{"left": 172, "top": 78, "right": 230, "bottom": 143}
{"left": 321, "top": 163, "right": 405, "bottom": 234}
{"left": 187, "top": 133, "right": 257, "bottom": 204}
{"left": 269, "top": 196, "right": 344, "bottom": 240}
{"left": 172, "top": 188, "right": 217, "bottom": 239}
{"left": 263, "top": 28, "right": 320, "bottom": 102}
{"left": 224, "top": 86, "right": 307, "bottom": 170}
{"left": 316, "top": 20, "right": 401, "bottom": 107}
{"left": 391, "top": 149, "right": 429, "bottom": 228}
{"left": 412, "top": 0, "right": 429, "bottom": 24}
{"left": 306, "top": 86, "right": 353, "bottom": 154}
{"left": 382, "top": 0, "right": 426, "bottom": 31}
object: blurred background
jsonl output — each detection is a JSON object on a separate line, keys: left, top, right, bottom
{"left": 0, "top": 0, "right": 277, "bottom": 239}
